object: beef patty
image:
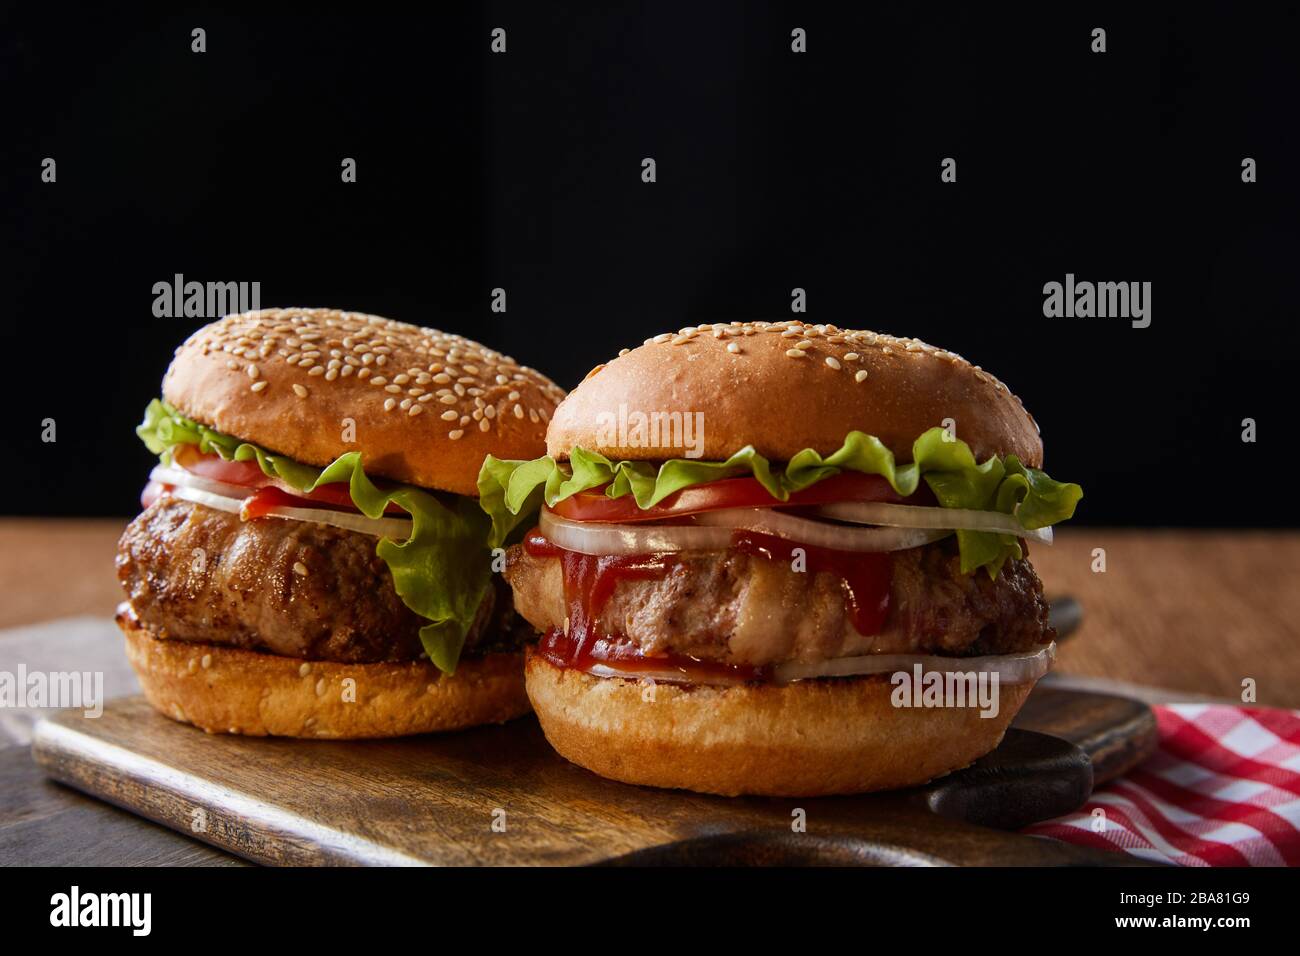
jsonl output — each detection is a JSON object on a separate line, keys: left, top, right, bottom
{"left": 117, "top": 497, "right": 522, "bottom": 663}
{"left": 505, "top": 535, "right": 1053, "bottom": 668}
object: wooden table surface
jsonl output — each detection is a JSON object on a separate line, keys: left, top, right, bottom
{"left": 1, "top": 519, "right": 1297, "bottom": 866}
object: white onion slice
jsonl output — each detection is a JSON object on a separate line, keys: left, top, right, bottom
{"left": 166, "top": 484, "right": 411, "bottom": 540}
{"left": 539, "top": 507, "right": 946, "bottom": 555}
{"left": 771, "top": 642, "right": 1056, "bottom": 686}
{"left": 150, "top": 465, "right": 254, "bottom": 501}
{"left": 815, "top": 501, "right": 1053, "bottom": 545}
{"left": 255, "top": 504, "right": 412, "bottom": 540}
{"left": 169, "top": 484, "right": 247, "bottom": 515}
{"left": 540, "top": 508, "right": 733, "bottom": 554}
{"left": 586, "top": 663, "right": 752, "bottom": 687}
{"left": 692, "top": 508, "right": 951, "bottom": 552}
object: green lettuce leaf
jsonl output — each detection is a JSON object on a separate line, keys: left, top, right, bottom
{"left": 138, "top": 399, "right": 492, "bottom": 673}
{"left": 478, "top": 426, "right": 1082, "bottom": 577}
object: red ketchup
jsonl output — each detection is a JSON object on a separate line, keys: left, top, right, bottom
{"left": 240, "top": 485, "right": 313, "bottom": 520}
{"left": 525, "top": 524, "right": 892, "bottom": 683}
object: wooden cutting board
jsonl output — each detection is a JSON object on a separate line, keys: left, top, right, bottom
{"left": 31, "top": 681, "right": 1157, "bottom": 866}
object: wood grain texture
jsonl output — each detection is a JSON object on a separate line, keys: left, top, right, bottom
{"left": 31, "top": 688, "right": 1157, "bottom": 867}
{"left": 2, "top": 521, "right": 1294, "bottom": 705}
{"left": 0, "top": 744, "right": 245, "bottom": 866}
{"left": 1030, "top": 529, "right": 1300, "bottom": 708}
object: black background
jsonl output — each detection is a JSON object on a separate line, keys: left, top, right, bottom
{"left": 5, "top": 4, "right": 1297, "bottom": 524}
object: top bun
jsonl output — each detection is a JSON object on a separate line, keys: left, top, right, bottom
{"left": 163, "top": 309, "right": 566, "bottom": 496}
{"left": 546, "top": 321, "right": 1042, "bottom": 467}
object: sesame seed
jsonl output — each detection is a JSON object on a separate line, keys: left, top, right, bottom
{"left": 785, "top": 349, "right": 806, "bottom": 358}
{"left": 250, "top": 380, "right": 268, "bottom": 393}
{"left": 439, "top": 394, "right": 456, "bottom": 404}
{"left": 726, "top": 342, "right": 740, "bottom": 353}
{"left": 293, "top": 561, "right": 308, "bottom": 576}
{"left": 844, "top": 352, "right": 859, "bottom": 361}
{"left": 441, "top": 410, "right": 457, "bottom": 421}
{"left": 825, "top": 356, "right": 842, "bottom": 370}
{"left": 795, "top": 340, "right": 812, "bottom": 350}
{"left": 308, "top": 365, "right": 324, "bottom": 376}
{"left": 201, "top": 654, "right": 212, "bottom": 669}
{"left": 479, "top": 418, "right": 490, "bottom": 432}
{"left": 448, "top": 429, "right": 464, "bottom": 440}
{"left": 384, "top": 398, "right": 397, "bottom": 411}
{"left": 855, "top": 370, "right": 869, "bottom": 382}
{"left": 513, "top": 404, "right": 524, "bottom": 418}
{"left": 409, "top": 404, "right": 423, "bottom": 416}
{"left": 292, "top": 384, "right": 308, "bottom": 398}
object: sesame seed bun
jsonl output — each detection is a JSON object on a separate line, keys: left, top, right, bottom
{"left": 163, "top": 308, "right": 566, "bottom": 497}
{"left": 121, "top": 615, "right": 531, "bottom": 738}
{"left": 524, "top": 652, "right": 1036, "bottom": 796}
{"left": 546, "top": 321, "right": 1042, "bottom": 467}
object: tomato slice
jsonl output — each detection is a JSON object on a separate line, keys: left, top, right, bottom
{"left": 550, "top": 472, "right": 934, "bottom": 523}
{"left": 173, "top": 444, "right": 271, "bottom": 488}
{"left": 141, "top": 480, "right": 169, "bottom": 509}
{"left": 170, "top": 444, "right": 405, "bottom": 516}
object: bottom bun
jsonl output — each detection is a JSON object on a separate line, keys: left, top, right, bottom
{"left": 525, "top": 651, "right": 1036, "bottom": 796}
{"left": 121, "top": 616, "right": 531, "bottom": 738}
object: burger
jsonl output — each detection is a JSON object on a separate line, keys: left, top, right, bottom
{"left": 479, "top": 321, "right": 1082, "bottom": 795}
{"left": 117, "top": 308, "right": 564, "bottom": 738}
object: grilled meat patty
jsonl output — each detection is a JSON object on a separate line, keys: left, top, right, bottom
{"left": 505, "top": 535, "right": 1053, "bottom": 668}
{"left": 117, "top": 497, "right": 521, "bottom": 663}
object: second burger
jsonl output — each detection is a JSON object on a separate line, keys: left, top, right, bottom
{"left": 480, "top": 320, "right": 1082, "bottom": 796}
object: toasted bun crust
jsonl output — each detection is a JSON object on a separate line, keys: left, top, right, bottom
{"left": 547, "top": 321, "right": 1042, "bottom": 467}
{"left": 162, "top": 308, "right": 566, "bottom": 496}
{"left": 525, "top": 653, "right": 1035, "bottom": 796}
{"left": 121, "top": 617, "right": 531, "bottom": 738}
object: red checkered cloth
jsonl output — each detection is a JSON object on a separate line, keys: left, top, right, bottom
{"left": 1024, "top": 704, "right": 1300, "bottom": 866}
